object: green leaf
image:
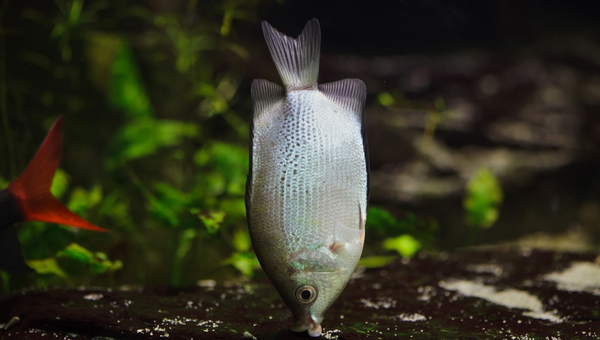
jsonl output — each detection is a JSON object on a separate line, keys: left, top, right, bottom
{"left": 198, "top": 210, "right": 226, "bottom": 234}
{"left": 0, "top": 271, "right": 9, "bottom": 294}
{"left": 150, "top": 201, "right": 180, "bottom": 227}
{"left": 377, "top": 92, "right": 395, "bottom": 107}
{"left": 0, "top": 176, "right": 9, "bottom": 188}
{"left": 194, "top": 142, "right": 249, "bottom": 195}
{"left": 232, "top": 229, "right": 251, "bottom": 252}
{"left": 56, "top": 243, "right": 122, "bottom": 275}
{"left": 67, "top": 185, "right": 102, "bottom": 215}
{"left": 57, "top": 243, "right": 94, "bottom": 263}
{"left": 108, "top": 43, "right": 153, "bottom": 118}
{"left": 85, "top": 33, "right": 122, "bottom": 90}
{"left": 68, "top": 0, "right": 84, "bottom": 26}
{"left": 149, "top": 182, "right": 190, "bottom": 227}
{"left": 366, "top": 207, "right": 422, "bottom": 236}
{"left": 464, "top": 168, "right": 503, "bottom": 228}
{"left": 108, "top": 119, "right": 198, "bottom": 167}
{"left": 171, "top": 228, "right": 198, "bottom": 287}
{"left": 219, "top": 197, "right": 246, "bottom": 220}
{"left": 175, "top": 229, "right": 197, "bottom": 261}
{"left": 358, "top": 256, "right": 397, "bottom": 269}
{"left": 154, "top": 182, "right": 189, "bottom": 208}
{"left": 223, "top": 252, "right": 259, "bottom": 277}
{"left": 88, "top": 253, "right": 123, "bottom": 275}
{"left": 50, "top": 169, "right": 69, "bottom": 198}
{"left": 366, "top": 207, "right": 401, "bottom": 233}
{"left": 27, "top": 258, "right": 68, "bottom": 278}
{"left": 383, "top": 234, "right": 422, "bottom": 258}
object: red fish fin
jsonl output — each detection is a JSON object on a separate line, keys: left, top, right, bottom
{"left": 9, "top": 117, "right": 64, "bottom": 203}
{"left": 24, "top": 195, "right": 106, "bottom": 232}
{"left": 7, "top": 116, "right": 106, "bottom": 232}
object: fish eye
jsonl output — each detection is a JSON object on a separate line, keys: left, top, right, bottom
{"left": 295, "top": 284, "right": 317, "bottom": 304}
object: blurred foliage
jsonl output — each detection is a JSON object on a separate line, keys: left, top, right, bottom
{"left": 50, "top": 169, "right": 69, "bottom": 198}
{"left": 383, "top": 234, "right": 422, "bottom": 258}
{"left": 107, "top": 42, "right": 153, "bottom": 118}
{"left": 0, "top": 0, "right": 444, "bottom": 291}
{"left": 357, "top": 255, "right": 397, "bottom": 269}
{"left": 376, "top": 89, "right": 451, "bottom": 139}
{"left": 423, "top": 97, "right": 447, "bottom": 139}
{"left": 464, "top": 168, "right": 503, "bottom": 228}
{"left": 367, "top": 207, "right": 437, "bottom": 250}
{"left": 28, "top": 243, "right": 122, "bottom": 279}
{"left": 359, "top": 207, "right": 438, "bottom": 266}
{"left": 0, "top": 0, "right": 261, "bottom": 291}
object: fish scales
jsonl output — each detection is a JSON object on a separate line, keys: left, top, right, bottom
{"left": 252, "top": 90, "right": 365, "bottom": 251}
{"left": 246, "top": 19, "right": 368, "bottom": 337}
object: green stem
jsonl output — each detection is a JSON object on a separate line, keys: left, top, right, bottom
{"left": 0, "top": 271, "right": 9, "bottom": 294}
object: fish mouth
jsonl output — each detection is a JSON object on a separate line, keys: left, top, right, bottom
{"left": 291, "top": 315, "right": 322, "bottom": 337}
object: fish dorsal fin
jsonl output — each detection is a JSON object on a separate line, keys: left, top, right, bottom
{"left": 251, "top": 79, "right": 285, "bottom": 122}
{"left": 262, "top": 19, "right": 321, "bottom": 89}
{"left": 319, "top": 79, "right": 367, "bottom": 124}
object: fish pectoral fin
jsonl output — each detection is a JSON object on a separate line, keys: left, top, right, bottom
{"left": 288, "top": 247, "right": 344, "bottom": 273}
{"left": 333, "top": 220, "right": 363, "bottom": 246}
{"left": 329, "top": 241, "right": 345, "bottom": 252}
{"left": 318, "top": 79, "right": 367, "bottom": 124}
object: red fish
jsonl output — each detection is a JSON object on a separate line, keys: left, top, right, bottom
{"left": 0, "top": 116, "right": 106, "bottom": 273}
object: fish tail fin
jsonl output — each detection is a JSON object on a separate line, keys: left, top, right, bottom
{"left": 7, "top": 116, "right": 106, "bottom": 232}
{"left": 262, "top": 19, "right": 321, "bottom": 89}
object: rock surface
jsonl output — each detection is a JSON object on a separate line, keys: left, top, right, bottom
{"left": 1, "top": 248, "right": 599, "bottom": 339}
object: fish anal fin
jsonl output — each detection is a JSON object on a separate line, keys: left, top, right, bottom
{"left": 319, "top": 79, "right": 367, "bottom": 124}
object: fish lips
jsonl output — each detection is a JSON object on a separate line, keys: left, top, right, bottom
{"left": 292, "top": 313, "right": 323, "bottom": 337}
{"left": 284, "top": 270, "right": 345, "bottom": 337}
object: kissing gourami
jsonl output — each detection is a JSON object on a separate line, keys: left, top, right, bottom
{"left": 246, "top": 19, "right": 368, "bottom": 337}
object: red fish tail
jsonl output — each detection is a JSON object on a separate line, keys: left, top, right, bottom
{"left": 6, "top": 116, "right": 106, "bottom": 232}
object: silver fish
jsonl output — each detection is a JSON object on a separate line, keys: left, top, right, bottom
{"left": 246, "top": 19, "right": 368, "bottom": 337}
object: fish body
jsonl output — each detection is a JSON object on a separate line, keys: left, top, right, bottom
{"left": 0, "top": 116, "right": 106, "bottom": 273}
{"left": 246, "top": 19, "right": 368, "bottom": 337}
